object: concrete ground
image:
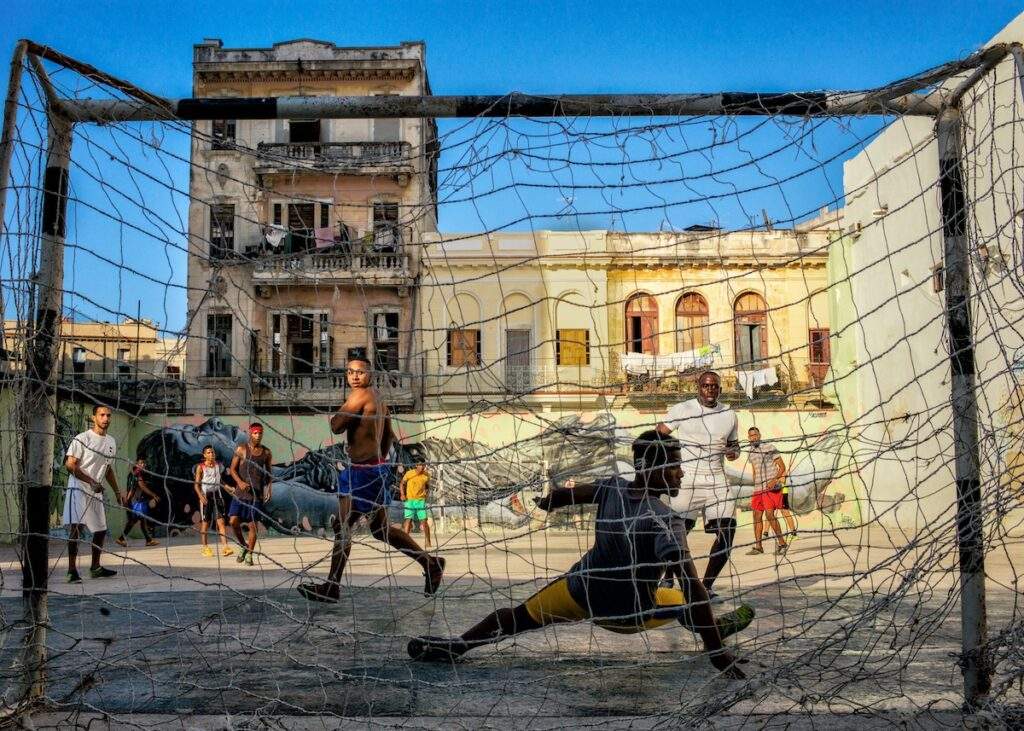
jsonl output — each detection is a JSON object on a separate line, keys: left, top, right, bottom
{"left": 1, "top": 522, "right": 1022, "bottom": 727}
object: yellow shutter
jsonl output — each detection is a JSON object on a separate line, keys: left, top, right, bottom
{"left": 558, "top": 329, "right": 588, "bottom": 366}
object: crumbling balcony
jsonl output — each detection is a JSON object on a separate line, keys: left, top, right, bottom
{"left": 59, "top": 373, "right": 187, "bottom": 414}
{"left": 251, "top": 370, "right": 416, "bottom": 411}
{"left": 253, "top": 141, "right": 414, "bottom": 181}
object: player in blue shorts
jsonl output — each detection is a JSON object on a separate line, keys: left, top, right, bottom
{"left": 297, "top": 357, "right": 445, "bottom": 602}
{"left": 228, "top": 423, "right": 273, "bottom": 566}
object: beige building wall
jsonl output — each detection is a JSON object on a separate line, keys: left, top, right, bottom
{"left": 420, "top": 230, "right": 611, "bottom": 412}
{"left": 421, "top": 224, "right": 833, "bottom": 413}
{"left": 3, "top": 318, "right": 185, "bottom": 379}
{"left": 835, "top": 13, "right": 1024, "bottom": 527}
{"left": 606, "top": 228, "right": 831, "bottom": 390}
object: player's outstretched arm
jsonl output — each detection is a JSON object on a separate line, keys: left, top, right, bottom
{"left": 532, "top": 482, "right": 598, "bottom": 512}
{"left": 675, "top": 553, "right": 745, "bottom": 679}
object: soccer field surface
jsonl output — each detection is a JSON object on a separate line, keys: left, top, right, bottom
{"left": 2, "top": 526, "right": 1021, "bottom": 724}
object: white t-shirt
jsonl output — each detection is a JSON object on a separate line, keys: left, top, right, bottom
{"left": 66, "top": 429, "right": 117, "bottom": 493}
{"left": 664, "top": 399, "right": 738, "bottom": 482}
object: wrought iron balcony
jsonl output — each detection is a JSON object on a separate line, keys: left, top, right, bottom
{"left": 251, "top": 250, "right": 412, "bottom": 286}
{"left": 253, "top": 141, "right": 414, "bottom": 177}
{"left": 251, "top": 370, "right": 416, "bottom": 411}
{"left": 59, "top": 373, "right": 186, "bottom": 413}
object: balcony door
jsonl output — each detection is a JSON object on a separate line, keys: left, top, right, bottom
{"left": 287, "top": 313, "right": 314, "bottom": 375}
{"left": 287, "top": 203, "right": 315, "bottom": 253}
{"left": 505, "top": 329, "right": 531, "bottom": 394}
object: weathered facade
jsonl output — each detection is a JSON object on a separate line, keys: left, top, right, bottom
{"left": 829, "top": 14, "right": 1024, "bottom": 527}
{"left": 3, "top": 318, "right": 186, "bottom": 412}
{"left": 185, "top": 39, "right": 438, "bottom": 415}
{"left": 421, "top": 212, "right": 837, "bottom": 414}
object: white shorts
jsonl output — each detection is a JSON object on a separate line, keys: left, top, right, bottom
{"left": 62, "top": 484, "right": 107, "bottom": 533}
{"left": 669, "top": 480, "right": 736, "bottom": 523}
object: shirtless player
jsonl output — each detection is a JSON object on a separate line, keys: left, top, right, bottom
{"left": 298, "top": 357, "right": 445, "bottom": 601}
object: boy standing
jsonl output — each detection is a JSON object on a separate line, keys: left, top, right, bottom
{"left": 115, "top": 457, "right": 160, "bottom": 548}
{"left": 228, "top": 423, "right": 273, "bottom": 566}
{"left": 746, "top": 427, "right": 789, "bottom": 556}
{"left": 62, "top": 404, "right": 123, "bottom": 583}
{"left": 400, "top": 461, "right": 432, "bottom": 549}
{"left": 195, "top": 445, "right": 233, "bottom": 557}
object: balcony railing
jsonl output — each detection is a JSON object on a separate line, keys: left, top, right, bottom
{"left": 252, "top": 370, "right": 415, "bottom": 409}
{"left": 252, "top": 251, "right": 412, "bottom": 284}
{"left": 254, "top": 141, "right": 413, "bottom": 173}
{"left": 424, "top": 355, "right": 826, "bottom": 406}
{"left": 59, "top": 373, "right": 186, "bottom": 413}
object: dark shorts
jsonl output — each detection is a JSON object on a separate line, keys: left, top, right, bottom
{"left": 338, "top": 463, "right": 393, "bottom": 515}
{"left": 129, "top": 500, "right": 149, "bottom": 518}
{"left": 229, "top": 497, "right": 260, "bottom": 523}
{"left": 782, "top": 491, "right": 790, "bottom": 510}
{"left": 200, "top": 491, "right": 226, "bottom": 523}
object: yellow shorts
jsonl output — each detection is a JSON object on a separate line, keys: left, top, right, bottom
{"left": 523, "top": 577, "right": 686, "bottom": 635}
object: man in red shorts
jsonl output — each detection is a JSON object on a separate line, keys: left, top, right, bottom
{"left": 746, "top": 427, "right": 788, "bottom": 556}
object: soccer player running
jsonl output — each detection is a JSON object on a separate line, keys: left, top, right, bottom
{"left": 195, "top": 445, "right": 233, "bottom": 558}
{"left": 407, "top": 430, "right": 753, "bottom": 677}
{"left": 228, "top": 423, "right": 272, "bottom": 566}
{"left": 746, "top": 427, "right": 788, "bottom": 556}
{"left": 115, "top": 457, "right": 160, "bottom": 548}
{"left": 298, "top": 357, "right": 444, "bottom": 602}
{"left": 62, "top": 404, "right": 123, "bottom": 583}
{"left": 400, "top": 460, "right": 432, "bottom": 549}
{"left": 657, "top": 370, "right": 740, "bottom": 601}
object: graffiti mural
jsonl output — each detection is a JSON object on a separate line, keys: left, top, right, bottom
{"left": 132, "top": 414, "right": 844, "bottom": 535}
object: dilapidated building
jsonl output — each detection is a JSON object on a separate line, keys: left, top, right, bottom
{"left": 185, "top": 38, "right": 438, "bottom": 415}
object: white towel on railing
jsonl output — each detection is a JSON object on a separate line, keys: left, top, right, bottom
{"left": 264, "top": 226, "right": 287, "bottom": 249}
{"left": 621, "top": 352, "right": 656, "bottom": 374}
{"left": 620, "top": 344, "right": 721, "bottom": 375}
{"left": 736, "top": 366, "right": 778, "bottom": 399}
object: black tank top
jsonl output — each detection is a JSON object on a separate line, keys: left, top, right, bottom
{"left": 238, "top": 445, "right": 271, "bottom": 502}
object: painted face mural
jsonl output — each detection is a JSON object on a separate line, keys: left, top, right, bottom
{"left": 134, "top": 415, "right": 843, "bottom": 535}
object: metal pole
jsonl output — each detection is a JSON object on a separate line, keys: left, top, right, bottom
{"left": 0, "top": 41, "right": 28, "bottom": 361}
{"left": 937, "top": 109, "right": 990, "bottom": 710}
{"left": 10, "top": 106, "right": 72, "bottom": 708}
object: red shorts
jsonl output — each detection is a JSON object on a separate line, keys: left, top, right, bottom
{"left": 751, "top": 490, "right": 784, "bottom": 512}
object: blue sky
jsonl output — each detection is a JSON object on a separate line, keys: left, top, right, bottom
{"left": 3, "top": 1, "right": 1022, "bottom": 332}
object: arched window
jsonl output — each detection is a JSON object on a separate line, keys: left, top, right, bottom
{"left": 734, "top": 292, "right": 768, "bottom": 366}
{"left": 625, "top": 293, "right": 659, "bottom": 355}
{"left": 676, "top": 292, "right": 709, "bottom": 352}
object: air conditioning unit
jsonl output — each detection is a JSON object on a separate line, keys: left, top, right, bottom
{"left": 255, "top": 285, "right": 272, "bottom": 299}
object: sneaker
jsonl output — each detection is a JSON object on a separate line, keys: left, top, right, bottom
{"left": 776, "top": 543, "right": 788, "bottom": 556}
{"left": 221, "top": 547, "right": 234, "bottom": 557}
{"left": 244, "top": 551, "right": 254, "bottom": 566}
{"left": 236, "top": 549, "right": 247, "bottom": 564}
{"left": 66, "top": 571, "right": 82, "bottom": 584}
{"left": 114, "top": 536, "right": 128, "bottom": 548}
{"left": 717, "top": 604, "right": 756, "bottom": 640}
{"left": 201, "top": 546, "right": 214, "bottom": 558}
{"left": 145, "top": 539, "right": 160, "bottom": 547}
{"left": 89, "top": 566, "right": 117, "bottom": 579}
{"left": 745, "top": 547, "right": 764, "bottom": 555}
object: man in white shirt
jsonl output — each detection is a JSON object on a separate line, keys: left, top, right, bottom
{"left": 657, "top": 371, "right": 740, "bottom": 599}
{"left": 62, "top": 404, "right": 123, "bottom": 583}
